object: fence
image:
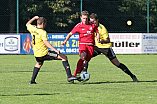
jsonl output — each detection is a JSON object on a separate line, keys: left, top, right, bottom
{"left": 0, "top": 0, "right": 156, "bottom": 33}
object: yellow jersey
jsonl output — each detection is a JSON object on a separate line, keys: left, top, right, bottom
{"left": 27, "top": 24, "right": 48, "bottom": 57}
{"left": 95, "top": 23, "right": 112, "bottom": 48}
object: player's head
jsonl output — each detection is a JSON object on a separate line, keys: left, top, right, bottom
{"left": 80, "top": 10, "right": 89, "bottom": 25}
{"left": 37, "top": 17, "right": 47, "bottom": 29}
{"left": 90, "top": 13, "right": 98, "bottom": 26}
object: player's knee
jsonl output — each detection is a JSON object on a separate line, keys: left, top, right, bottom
{"left": 80, "top": 53, "right": 86, "bottom": 60}
{"left": 64, "top": 55, "right": 67, "bottom": 60}
{"left": 61, "top": 54, "right": 68, "bottom": 60}
{"left": 35, "top": 62, "right": 43, "bottom": 68}
{"left": 80, "top": 57, "right": 85, "bottom": 61}
{"left": 112, "top": 61, "right": 120, "bottom": 66}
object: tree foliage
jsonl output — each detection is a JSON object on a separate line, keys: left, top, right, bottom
{"left": 20, "top": 0, "right": 80, "bottom": 32}
{"left": 0, "top": 0, "right": 156, "bottom": 33}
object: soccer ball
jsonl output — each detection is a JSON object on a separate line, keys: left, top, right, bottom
{"left": 80, "top": 72, "right": 90, "bottom": 81}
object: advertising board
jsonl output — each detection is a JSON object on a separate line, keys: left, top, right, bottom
{"left": 0, "top": 34, "right": 20, "bottom": 54}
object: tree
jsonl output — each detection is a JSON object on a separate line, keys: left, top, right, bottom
{"left": 20, "top": 0, "right": 80, "bottom": 33}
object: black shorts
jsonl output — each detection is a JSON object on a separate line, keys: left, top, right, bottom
{"left": 93, "top": 46, "right": 116, "bottom": 61}
{"left": 35, "top": 50, "right": 58, "bottom": 63}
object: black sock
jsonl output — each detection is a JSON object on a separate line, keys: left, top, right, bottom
{"left": 62, "top": 61, "right": 72, "bottom": 78}
{"left": 82, "top": 62, "right": 88, "bottom": 72}
{"left": 118, "top": 63, "right": 134, "bottom": 78}
{"left": 31, "top": 67, "right": 40, "bottom": 82}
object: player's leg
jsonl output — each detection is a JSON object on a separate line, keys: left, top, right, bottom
{"left": 74, "top": 44, "right": 88, "bottom": 76}
{"left": 74, "top": 50, "right": 87, "bottom": 76}
{"left": 77, "top": 45, "right": 94, "bottom": 81}
{"left": 29, "top": 60, "right": 43, "bottom": 84}
{"left": 107, "top": 48, "right": 138, "bottom": 82}
{"left": 111, "top": 58, "right": 138, "bottom": 82}
{"left": 57, "top": 53, "right": 72, "bottom": 77}
{"left": 111, "top": 58, "right": 132, "bottom": 76}
{"left": 82, "top": 46, "right": 101, "bottom": 72}
{"left": 82, "top": 60, "right": 88, "bottom": 72}
{"left": 47, "top": 50, "right": 80, "bottom": 82}
{"left": 46, "top": 50, "right": 72, "bottom": 77}
{"left": 57, "top": 53, "right": 78, "bottom": 80}
{"left": 56, "top": 52, "right": 70, "bottom": 73}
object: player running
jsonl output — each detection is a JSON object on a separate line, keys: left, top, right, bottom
{"left": 61, "top": 10, "right": 100, "bottom": 77}
{"left": 82, "top": 13, "right": 138, "bottom": 82}
{"left": 26, "top": 16, "right": 80, "bottom": 84}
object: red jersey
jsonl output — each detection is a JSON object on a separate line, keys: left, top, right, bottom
{"left": 71, "top": 21, "right": 98, "bottom": 45}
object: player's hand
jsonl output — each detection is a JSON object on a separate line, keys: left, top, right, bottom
{"left": 100, "top": 39, "right": 105, "bottom": 44}
{"left": 100, "top": 38, "right": 110, "bottom": 44}
{"left": 60, "top": 41, "right": 66, "bottom": 47}
{"left": 97, "top": 38, "right": 100, "bottom": 43}
{"left": 56, "top": 50, "right": 60, "bottom": 54}
{"left": 96, "top": 32, "right": 100, "bottom": 43}
{"left": 34, "top": 16, "right": 39, "bottom": 20}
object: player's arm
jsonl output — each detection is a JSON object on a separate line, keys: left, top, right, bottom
{"left": 61, "top": 32, "right": 73, "bottom": 46}
{"left": 26, "top": 16, "right": 39, "bottom": 27}
{"left": 44, "top": 40, "right": 60, "bottom": 54}
{"left": 99, "top": 25, "right": 110, "bottom": 44}
{"left": 96, "top": 32, "right": 100, "bottom": 43}
{"left": 99, "top": 37, "right": 110, "bottom": 44}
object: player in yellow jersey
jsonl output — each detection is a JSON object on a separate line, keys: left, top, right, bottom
{"left": 26, "top": 16, "right": 80, "bottom": 84}
{"left": 82, "top": 13, "right": 138, "bottom": 82}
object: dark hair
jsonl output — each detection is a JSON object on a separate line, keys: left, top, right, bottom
{"left": 81, "top": 10, "right": 89, "bottom": 16}
{"left": 90, "top": 13, "right": 98, "bottom": 20}
{"left": 37, "top": 17, "right": 47, "bottom": 25}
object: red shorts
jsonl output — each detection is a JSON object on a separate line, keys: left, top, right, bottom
{"left": 79, "top": 44, "right": 94, "bottom": 61}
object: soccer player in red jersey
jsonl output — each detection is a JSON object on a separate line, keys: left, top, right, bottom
{"left": 61, "top": 10, "right": 100, "bottom": 76}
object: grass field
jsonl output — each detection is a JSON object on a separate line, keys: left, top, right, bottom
{"left": 0, "top": 54, "right": 157, "bottom": 104}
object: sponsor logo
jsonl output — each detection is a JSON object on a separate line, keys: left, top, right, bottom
{"left": 4, "top": 37, "right": 18, "bottom": 51}
{"left": 89, "top": 27, "right": 92, "bottom": 30}
{"left": 23, "top": 35, "right": 32, "bottom": 53}
{"left": 143, "top": 35, "right": 157, "bottom": 39}
{"left": 111, "top": 41, "right": 140, "bottom": 47}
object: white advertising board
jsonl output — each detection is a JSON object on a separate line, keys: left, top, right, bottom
{"left": 109, "top": 33, "right": 142, "bottom": 54}
{"left": 142, "top": 33, "right": 157, "bottom": 53}
{"left": 0, "top": 34, "right": 21, "bottom": 54}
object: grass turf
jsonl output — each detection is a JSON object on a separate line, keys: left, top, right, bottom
{"left": 0, "top": 54, "right": 157, "bottom": 104}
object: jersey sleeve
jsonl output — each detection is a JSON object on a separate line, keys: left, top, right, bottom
{"left": 70, "top": 24, "right": 79, "bottom": 34}
{"left": 27, "top": 24, "right": 37, "bottom": 33}
{"left": 99, "top": 24, "right": 109, "bottom": 39}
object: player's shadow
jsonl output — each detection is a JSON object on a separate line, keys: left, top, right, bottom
{"left": 0, "top": 93, "right": 61, "bottom": 96}
{"left": 85, "top": 80, "right": 157, "bottom": 84}
{"left": 0, "top": 71, "right": 32, "bottom": 73}
{"left": 0, "top": 70, "right": 53, "bottom": 73}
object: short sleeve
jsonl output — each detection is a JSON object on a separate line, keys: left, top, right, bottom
{"left": 27, "top": 24, "right": 37, "bottom": 33}
{"left": 71, "top": 24, "right": 79, "bottom": 34}
{"left": 100, "top": 25, "right": 109, "bottom": 39}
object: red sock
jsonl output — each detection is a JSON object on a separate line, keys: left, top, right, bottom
{"left": 74, "top": 59, "right": 84, "bottom": 76}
